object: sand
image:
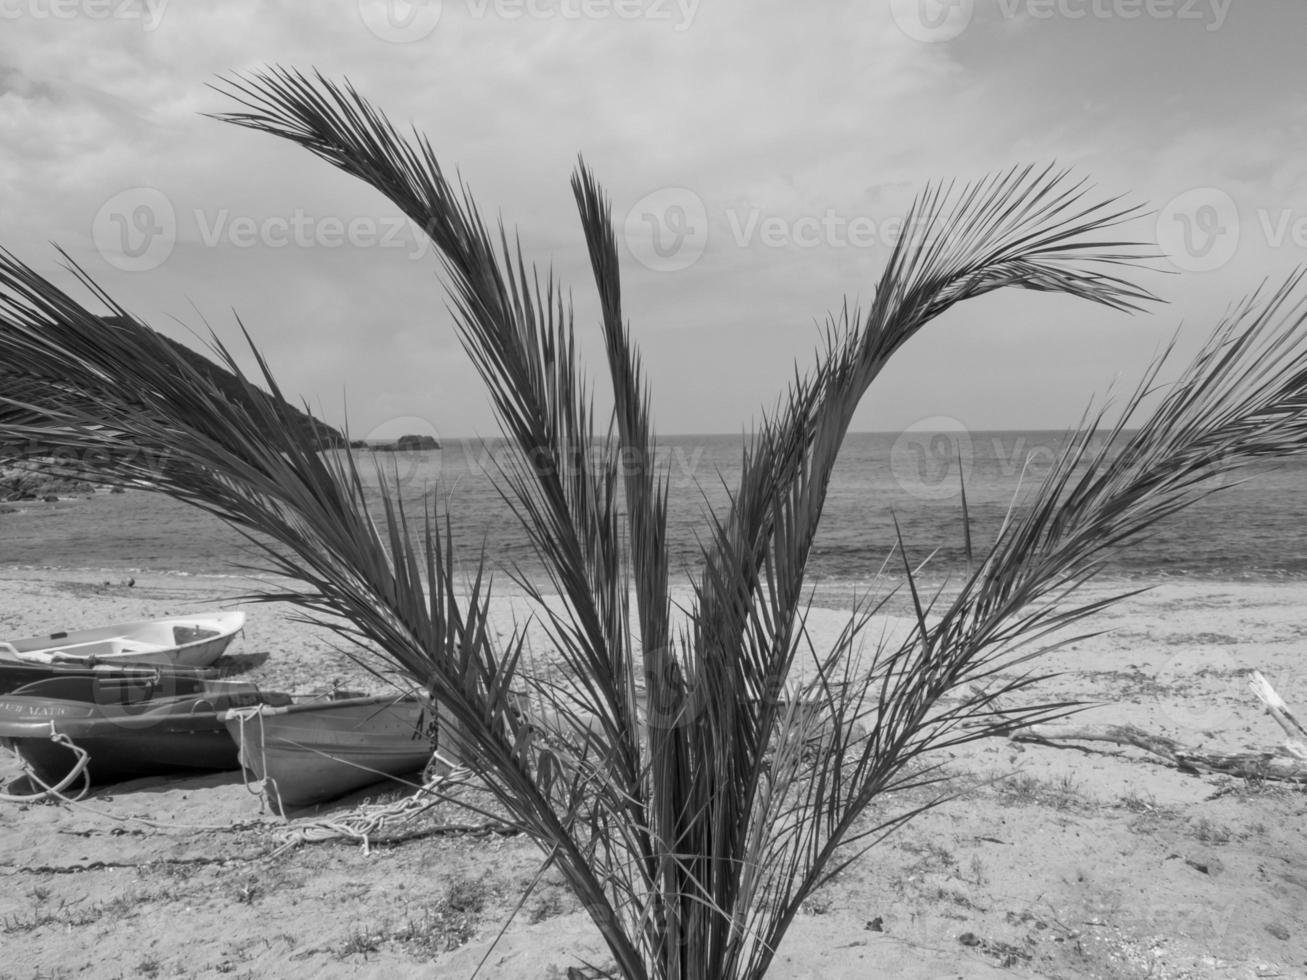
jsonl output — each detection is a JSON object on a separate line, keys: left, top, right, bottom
{"left": 0, "top": 566, "right": 1304, "bottom": 980}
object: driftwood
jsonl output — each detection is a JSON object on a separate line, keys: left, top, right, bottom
{"left": 966, "top": 670, "right": 1307, "bottom": 783}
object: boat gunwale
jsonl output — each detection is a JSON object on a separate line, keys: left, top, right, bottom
{"left": 220, "top": 692, "right": 426, "bottom": 720}
{"left": 0, "top": 678, "right": 290, "bottom": 739}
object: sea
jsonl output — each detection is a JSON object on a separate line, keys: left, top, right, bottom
{"left": 3, "top": 431, "right": 1307, "bottom": 588}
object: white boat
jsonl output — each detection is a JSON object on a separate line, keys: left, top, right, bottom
{"left": 0, "top": 611, "right": 246, "bottom": 668}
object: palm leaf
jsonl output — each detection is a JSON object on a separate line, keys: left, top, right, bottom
{"left": 5, "top": 67, "right": 1307, "bottom": 980}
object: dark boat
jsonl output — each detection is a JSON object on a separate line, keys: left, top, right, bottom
{"left": 0, "top": 660, "right": 220, "bottom": 697}
{"left": 0, "top": 674, "right": 290, "bottom": 793}
{"left": 222, "top": 694, "right": 433, "bottom": 810}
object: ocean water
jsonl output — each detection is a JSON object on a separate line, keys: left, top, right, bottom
{"left": 3, "top": 431, "right": 1306, "bottom": 584}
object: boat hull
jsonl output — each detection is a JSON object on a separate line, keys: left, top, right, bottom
{"left": 0, "top": 675, "right": 288, "bottom": 790}
{"left": 3, "top": 726, "right": 242, "bottom": 786}
{"left": 0, "top": 661, "right": 220, "bottom": 697}
{"left": 223, "top": 696, "right": 432, "bottom": 809}
{"left": 0, "top": 611, "right": 246, "bottom": 668}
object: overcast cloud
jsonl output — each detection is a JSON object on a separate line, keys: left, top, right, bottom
{"left": 2, "top": 0, "right": 1304, "bottom": 440}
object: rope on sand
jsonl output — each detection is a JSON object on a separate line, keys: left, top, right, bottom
{"left": 268, "top": 754, "right": 490, "bottom": 857}
{"left": 0, "top": 725, "right": 92, "bottom": 804}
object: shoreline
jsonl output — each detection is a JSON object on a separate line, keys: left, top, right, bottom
{"left": 3, "top": 564, "right": 1306, "bottom": 685}
{"left": 7, "top": 556, "right": 1307, "bottom": 584}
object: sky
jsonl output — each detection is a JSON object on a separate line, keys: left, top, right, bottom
{"left": 1, "top": 0, "right": 1305, "bottom": 441}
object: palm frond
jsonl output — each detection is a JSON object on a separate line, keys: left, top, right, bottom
{"left": 6, "top": 66, "right": 1307, "bottom": 980}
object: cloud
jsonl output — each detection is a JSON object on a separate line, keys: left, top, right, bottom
{"left": 0, "top": 1, "right": 1302, "bottom": 436}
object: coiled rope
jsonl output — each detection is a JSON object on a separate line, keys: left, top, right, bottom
{"left": 269, "top": 753, "right": 473, "bottom": 857}
{"left": 0, "top": 724, "right": 92, "bottom": 803}
{"left": 226, "top": 705, "right": 514, "bottom": 855}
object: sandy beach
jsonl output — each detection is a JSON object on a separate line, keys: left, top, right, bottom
{"left": 1, "top": 566, "right": 1304, "bottom": 980}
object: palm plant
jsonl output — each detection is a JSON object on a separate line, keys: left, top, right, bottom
{"left": 5, "top": 67, "right": 1307, "bottom": 979}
